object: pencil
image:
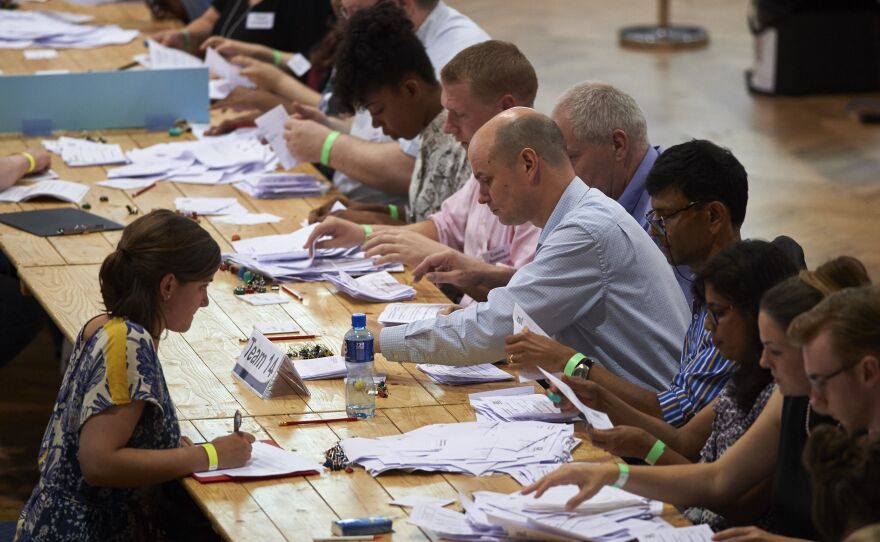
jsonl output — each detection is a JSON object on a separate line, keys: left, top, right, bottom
{"left": 238, "top": 334, "right": 317, "bottom": 344}
{"left": 279, "top": 417, "right": 360, "bottom": 427}
{"left": 132, "top": 183, "right": 156, "bottom": 197}
{"left": 312, "top": 536, "right": 378, "bottom": 541}
{"left": 281, "top": 285, "right": 304, "bottom": 301}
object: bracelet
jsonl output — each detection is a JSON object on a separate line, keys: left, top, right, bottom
{"left": 361, "top": 224, "right": 373, "bottom": 243}
{"left": 320, "top": 130, "right": 341, "bottom": 167}
{"left": 20, "top": 152, "right": 36, "bottom": 174}
{"left": 272, "top": 49, "right": 282, "bottom": 66}
{"left": 199, "top": 443, "right": 219, "bottom": 471}
{"left": 612, "top": 462, "right": 630, "bottom": 489}
{"left": 563, "top": 352, "right": 587, "bottom": 377}
{"left": 388, "top": 204, "right": 399, "bottom": 221}
{"left": 645, "top": 439, "right": 666, "bottom": 465}
{"left": 180, "top": 28, "right": 191, "bottom": 51}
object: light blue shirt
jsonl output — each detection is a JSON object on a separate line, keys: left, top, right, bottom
{"left": 381, "top": 177, "right": 691, "bottom": 391}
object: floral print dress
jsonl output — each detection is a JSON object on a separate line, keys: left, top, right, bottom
{"left": 15, "top": 317, "right": 181, "bottom": 542}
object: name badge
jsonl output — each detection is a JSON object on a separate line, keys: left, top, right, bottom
{"left": 287, "top": 53, "right": 312, "bottom": 76}
{"left": 480, "top": 244, "right": 511, "bottom": 264}
{"left": 246, "top": 12, "right": 275, "bottom": 30}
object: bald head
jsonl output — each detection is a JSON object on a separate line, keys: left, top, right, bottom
{"left": 472, "top": 107, "right": 570, "bottom": 169}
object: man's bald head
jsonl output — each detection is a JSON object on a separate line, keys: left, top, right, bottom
{"left": 473, "top": 107, "right": 570, "bottom": 169}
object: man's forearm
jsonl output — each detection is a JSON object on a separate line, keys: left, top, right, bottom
{"left": 590, "top": 365, "right": 663, "bottom": 419}
{"left": 328, "top": 137, "right": 414, "bottom": 195}
{"left": 459, "top": 265, "right": 516, "bottom": 301}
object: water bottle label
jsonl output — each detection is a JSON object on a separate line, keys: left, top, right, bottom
{"left": 345, "top": 338, "right": 374, "bottom": 363}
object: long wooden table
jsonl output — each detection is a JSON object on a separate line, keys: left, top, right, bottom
{"left": 0, "top": 2, "right": 688, "bottom": 539}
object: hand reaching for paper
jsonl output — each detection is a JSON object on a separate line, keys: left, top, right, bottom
{"left": 521, "top": 462, "right": 618, "bottom": 512}
{"left": 303, "top": 216, "right": 366, "bottom": 255}
{"left": 364, "top": 230, "right": 450, "bottom": 268}
{"left": 411, "top": 248, "right": 495, "bottom": 290}
{"left": 233, "top": 55, "right": 287, "bottom": 94}
{"left": 550, "top": 376, "right": 610, "bottom": 416}
{"left": 585, "top": 425, "right": 656, "bottom": 460}
{"left": 308, "top": 196, "right": 352, "bottom": 223}
{"left": 504, "top": 329, "right": 575, "bottom": 373}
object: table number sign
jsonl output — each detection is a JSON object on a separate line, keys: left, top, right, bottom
{"left": 232, "top": 330, "right": 310, "bottom": 398}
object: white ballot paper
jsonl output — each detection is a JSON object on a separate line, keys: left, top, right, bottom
{"left": 378, "top": 303, "right": 449, "bottom": 326}
{"left": 638, "top": 525, "right": 715, "bottom": 542}
{"left": 146, "top": 38, "right": 202, "bottom": 69}
{"left": 255, "top": 104, "right": 299, "bottom": 169}
{"left": 0, "top": 180, "right": 88, "bottom": 203}
{"left": 292, "top": 355, "right": 346, "bottom": 380}
{"left": 205, "top": 47, "right": 255, "bottom": 89}
{"left": 323, "top": 270, "right": 415, "bottom": 303}
{"left": 537, "top": 367, "right": 613, "bottom": 429}
{"left": 192, "top": 441, "right": 323, "bottom": 482}
{"left": 417, "top": 363, "right": 513, "bottom": 385}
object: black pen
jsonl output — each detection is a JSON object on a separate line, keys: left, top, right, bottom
{"left": 117, "top": 60, "right": 139, "bottom": 71}
{"left": 233, "top": 409, "right": 242, "bottom": 434}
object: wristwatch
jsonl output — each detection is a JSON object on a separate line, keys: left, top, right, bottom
{"left": 571, "top": 356, "right": 597, "bottom": 380}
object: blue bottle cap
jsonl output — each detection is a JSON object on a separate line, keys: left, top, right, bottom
{"left": 352, "top": 313, "right": 367, "bottom": 328}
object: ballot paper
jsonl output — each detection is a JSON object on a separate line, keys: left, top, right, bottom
{"left": 253, "top": 322, "right": 303, "bottom": 335}
{"left": 408, "top": 505, "right": 483, "bottom": 538}
{"left": 513, "top": 302, "right": 550, "bottom": 336}
{"left": 537, "top": 368, "right": 613, "bottom": 430}
{"left": 0, "top": 180, "right": 88, "bottom": 203}
{"left": 523, "top": 485, "right": 650, "bottom": 514}
{"left": 205, "top": 47, "right": 255, "bottom": 90}
{"left": 470, "top": 393, "right": 575, "bottom": 423}
{"left": 95, "top": 177, "right": 160, "bottom": 191}
{"left": 292, "top": 355, "right": 346, "bottom": 380}
{"left": 503, "top": 462, "right": 565, "bottom": 487}
{"left": 23, "top": 48, "right": 58, "bottom": 59}
{"left": 0, "top": 10, "right": 137, "bottom": 49}
{"left": 255, "top": 105, "right": 299, "bottom": 169}
{"left": 418, "top": 363, "right": 513, "bottom": 385}
{"left": 638, "top": 525, "right": 714, "bottom": 542}
{"left": 192, "top": 441, "right": 323, "bottom": 483}
{"left": 340, "top": 420, "right": 578, "bottom": 477}
{"left": 390, "top": 496, "right": 455, "bottom": 509}
{"left": 175, "top": 197, "right": 248, "bottom": 216}
{"left": 43, "top": 137, "right": 127, "bottom": 167}
{"left": 237, "top": 293, "right": 290, "bottom": 306}
{"left": 323, "top": 270, "right": 416, "bottom": 303}
{"left": 377, "top": 303, "right": 448, "bottom": 326}
{"left": 234, "top": 173, "right": 327, "bottom": 199}
{"left": 146, "top": 38, "right": 202, "bottom": 69}
{"left": 211, "top": 213, "right": 282, "bottom": 225}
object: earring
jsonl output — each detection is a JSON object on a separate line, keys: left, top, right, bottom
{"left": 164, "top": 294, "right": 171, "bottom": 301}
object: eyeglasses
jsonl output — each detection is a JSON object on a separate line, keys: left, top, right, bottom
{"left": 706, "top": 304, "right": 734, "bottom": 327}
{"left": 645, "top": 201, "right": 703, "bottom": 234}
{"left": 808, "top": 358, "right": 863, "bottom": 392}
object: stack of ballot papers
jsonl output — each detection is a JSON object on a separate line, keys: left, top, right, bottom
{"left": 42, "top": 137, "right": 127, "bottom": 167}
{"left": 291, "top": 355, "right": 347, "bottom": 380}
{"left": 193, "top": 441, "right": 324, "bottom": 483}
{"left": 0, "top": 9, "right": 137, "bottom": 49}
{"left": 469, "top": 387, "right": 575, "bottom": 423}
{"left": 417, "top": 363, "right": 513, "bottom": 385}
{"left": 323, "top": 270, "right": 416, "bottom": 302}
{"left": 407, "top": 487, "right": 677, "bottom": 542}
{"left": 223, "top": 223, "right": 404, "bottom": 282}
{"left": 340, "top": 420, "right": 577, "bottom": 477}
{"left": 234, "top": 173, "right": 326, "bottom": 198}
{"left": 378, "top": 303, "right": 449, "bottom": 325}
{"left": 0, "top": 180, "right": 88, "bottom": 203}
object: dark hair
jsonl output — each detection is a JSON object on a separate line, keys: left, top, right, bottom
{"left": 695, "top": 240, "right": 798, "bottom": 411}
{"left": 761, "top": 256, "right": 871, "bottom": 331}
{"left": 803, "top": 427, "right": 880, "bottom": 542}
{"left": 331, "top": 2, "right": 437, "bottom": 115}
{"left": 99, "top": 210, "right": 220, "bottom": 338}
{"left": 646, "top": 139, "right": 749, "bottom": 227}
{"left": 441, "top": 40, "right": 538, "bottom": 107}
{"left": 494, "top": 112, "right": 570, "bottom": 168}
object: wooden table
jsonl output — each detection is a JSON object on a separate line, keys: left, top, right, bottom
{"left": 0, "top": 3, "right": 688, "bottom": 539}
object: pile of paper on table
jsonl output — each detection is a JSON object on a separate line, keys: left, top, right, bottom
{"left": 417, "top": 363, "right": 513, "bottom": 385}
{"left": 340, "top": 420, "right": 578, "bottom": 477}
{"left": 235, "top": 173, "right": 327, "bottom": 199}
{"left": 0, "top": 10, "right": 137, "bottom": 49}
{"left": 468, "top": 386, "right": 575, "bottom": 423}
{"left": 323, "top": 271, "right": 415, "bottom": 302}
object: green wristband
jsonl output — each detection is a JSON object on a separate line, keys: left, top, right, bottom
{"left": 563, "top": 352, "right": 587, "bottom": 377}
{"left": 361, "top": 224, "right": 373, "bottom": 243}
{"left": 273, "top": 49, "right": 282, "bottom": 66}
{"left": 645, "top": 439, "right": 666, "bottom": 465}
{"left": 388, "top": 204, "right": 399, "bottom": 221}
{"left": 612, "top": 462, "right": 630, "bottom": 489}
{"left": 320, "top": 130, "right": 341, "bottom": 167}
{"left": 180, "top": 28, "right": 191, "bottom": 51}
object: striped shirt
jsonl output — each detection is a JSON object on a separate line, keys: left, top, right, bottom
{"left": 658, "top": 303, "right": 734, "bottom": 426}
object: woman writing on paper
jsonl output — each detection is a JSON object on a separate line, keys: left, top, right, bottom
{"left": 15, "top": 210, "right": 255, "bottom": 541}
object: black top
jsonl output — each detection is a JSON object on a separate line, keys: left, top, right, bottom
{"left": 211, "top": 0, "right": 334, "bottom": 55}
{"left": 769, "top": 396, "right": 835, "bottom": 539}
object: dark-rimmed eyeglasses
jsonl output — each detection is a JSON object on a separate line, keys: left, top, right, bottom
{"left": 808, "top": 358, "right": 863, "bottom": 392}
{"left": 645, "top": 201, "right": 703, "bottom": 234}
{"left": 706, "top": 303, "right": 734, "bottom": 327}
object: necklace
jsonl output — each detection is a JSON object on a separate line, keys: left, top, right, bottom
{"left": 805, "top": 404, "right": 812, "bottom": 437}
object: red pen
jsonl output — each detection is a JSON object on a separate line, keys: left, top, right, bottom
{"left": 239, "top": 334, "right": 317, "bottom": 344}
{"left": 278, "top": 417, "right": 360, "bottom": 427}
{"left": 132, "top": 183, "right": 156, "bottom": 197}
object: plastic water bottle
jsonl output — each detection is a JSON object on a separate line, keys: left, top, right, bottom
{"left": 344, "top": 313, "right": 376, "bottom": 418}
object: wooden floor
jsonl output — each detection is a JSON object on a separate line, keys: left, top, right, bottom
{"left": 1, "top": 0, "right": 878, "bottom": 523}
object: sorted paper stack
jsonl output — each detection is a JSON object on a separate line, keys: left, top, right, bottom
{"left": 417, "top": 363, "right": 513, "bottom": 385}
{"left": 234, "top": 173, "right": 327, "bottom": 199}
{"left": 323, "top": 271, "right": 415, "bottom": 302}
{"left": 407, "top": 487, "right": 673, "bottom": 542}
{"left": 292, "top": 355, "right": 347, "bottom": 380}
{"left": 470, "top": 392, "right": 575, "bottom": 423}
{"left": 0, "top": 10, "right": 137, "bottom": 49}
{"left": 340, "top": 420, "right": 579, "bottom": 477}
{"left": 224, "top": 224, "right": 404, "bottom": 282}
{"left": 42, "top": 137, "right": 127, "bottom": 167}
{"left": 378, "top": 303, "right": 449, "bottom": 326}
